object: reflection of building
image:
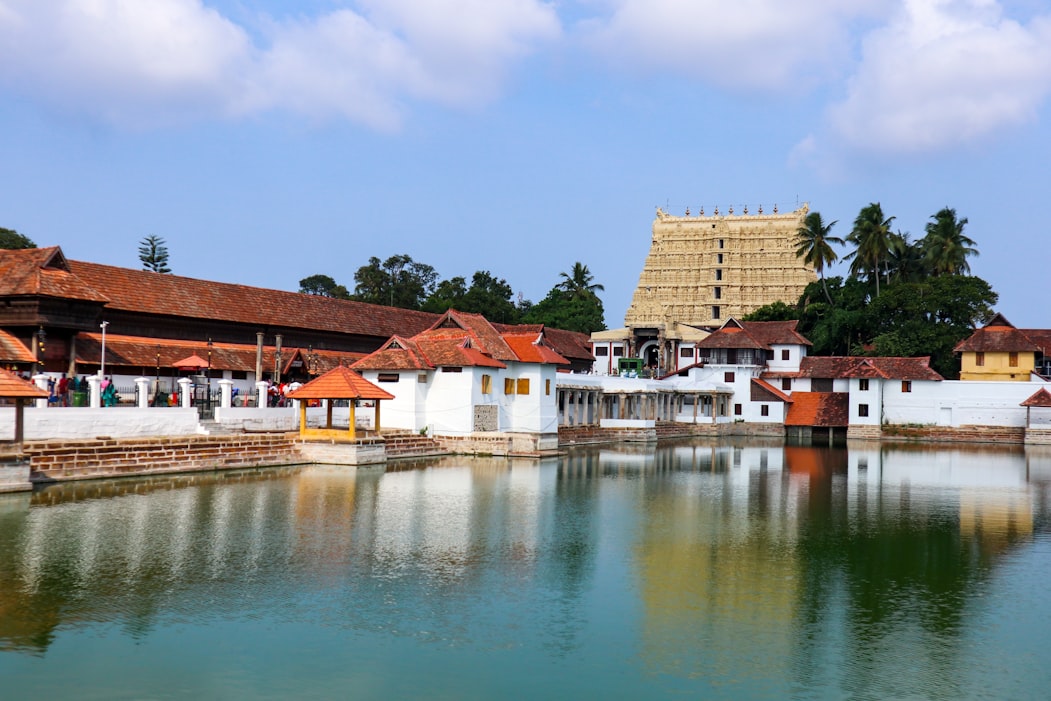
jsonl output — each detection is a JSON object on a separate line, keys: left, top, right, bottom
{"left": 595, "top": 205, "right": 813, "bottom": 373}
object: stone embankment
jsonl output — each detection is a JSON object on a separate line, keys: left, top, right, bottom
{"left": 559, "top": 421, "right": 785, "bottom": 446}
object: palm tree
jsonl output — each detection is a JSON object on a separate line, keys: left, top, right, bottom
{"left": 885, "top": 231, "right": 925, "bottom": 284}
{"left": 557, "top": 262, "right": 604, "bottom": 299}
{"left": 844, "top": 202, "right": 895, "bottom": 296}
{"left": 794, "top": 211, "right": 842, "bottom": 303}
{"left": 922, "top": 207, "right": 978, "bottom": 276}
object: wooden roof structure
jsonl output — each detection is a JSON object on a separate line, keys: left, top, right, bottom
{"left": 286, "top": 366, "right": 395, "bottom": 440}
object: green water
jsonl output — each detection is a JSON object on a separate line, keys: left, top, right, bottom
{"left": 1, "top": 440, "right": 1050, "bottom": 700}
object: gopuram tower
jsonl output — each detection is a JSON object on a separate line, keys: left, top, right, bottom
{"left": 604, "top": 203, "right": 815, "bottom": 373}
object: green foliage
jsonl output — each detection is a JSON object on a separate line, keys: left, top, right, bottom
{"left": 524, "top": 288, "right": 606, "bottom": 334}
{"left": 742, "top": 300, "right": 798, "bottom": 322}
{"left": 795, "top": 211, "right": 842, "bottom": 303}
{"left": 459, "top": 270, "right": 520, "bottom": 324}
{"left": 351, "top": 254, "right": 438, "bottom": 310}
{"left": 845, "top": 202, "right": 895, "bottom": 295}
{"left": 922, "top": 207, "right": 978, "bottom": 276}
{"left": 299, "top": 274, "right": 349, "bottom": 299}
{"left": 421, "top": 276, "right": 468, "bottom": 314}
{"left": 138, "top": 235, "right": 171, "bottom": 273}
{"left": 0, "top": 227, "right": 36, "bottom": 249}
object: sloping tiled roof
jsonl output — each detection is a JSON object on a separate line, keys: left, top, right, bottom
{"left": 750, "top": 378, "right": 793, "bottom": 403}
{"left": 0, "top": 368, "right": 49, "bottom": 398}
{"left": 695, "top": 325, "right": 767, "bottom": 350}
{"left": 502, "top": 332, "right": 569, "bottom": 365}
{"left": 67, "top": 259, "right": 438, "bottom": 339}
{"left": 286, "top": 366, "right": 394, "bottom": 401}
{"left": 799, "top": 356, "right": 943, "bottom": 381}
{"left": 0, "top": 247, "right": 109, "bottom": 302}
{"left": 429, "top": 310, "right": 517, "bottom": 362}
{"left": 351, "top": 336, "right": 434, "bottom": 371}
{"left": 1021, "top": 388, "right": 1051, "bottom": 408}
{"left": 954, "top": 326, "right": 1042, "bottom": 353}
{"left": 785, "top": 392, "right": 849, "bottom": 427}
{"left": 744, "top": 320, "right": 812, "bottom": 347}
{"left": 0, "top": 330, "right": 35, "bottom": 364}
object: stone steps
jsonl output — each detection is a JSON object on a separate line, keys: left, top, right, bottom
{"left": 383, "top": 433, "right": 448, "bottom": 459}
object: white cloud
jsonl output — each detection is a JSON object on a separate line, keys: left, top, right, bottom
{"left": 0, "top": 0, "right": 560, "bottom": 129}
{"left": 578, "top": 0, "right": 888, "bottom": 91}
{"left": 825, "top": 0, "right": 1051, "bottom": 154}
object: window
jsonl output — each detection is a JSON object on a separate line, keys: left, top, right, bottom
{"left": 859, "top": 378, "right": 869, "bottom": 391}
{"left": 545, "top": 379, "right": 551, "bottom": 396}
{"left": 504, "top": 378, "right": 515, "bottom": 394}
{"left": 680, "top": 347, "right": 694, "bottom": 358}
{"left": 377, "top": 373, "right": 400, "bottom": 383}
{"left": 718, "top": 239, "right": 725, "bottom": 249}
{"left": 901, "top": 380, "right": 912, "bottom": 393}
{"left": 595, "top": 346, "right": 608, "bottom": 356}
{"left": 781, "top": 349, "right": 790, "bottom": 361}
{"left": 517, "top": 378, "right": 530, "bottom": 395}
{"left": 760, "top": 405, "right": 769, "bottom": 417}
{"left": 612, "top": 346, "right": 624, "bottom": 357}
{"left": 859, "top": 404, "right": 869, "bottom": 417}
{"left": 975, "top": 351, "right": 985, "bottom": 366}
{"left": 712, "top": 306, "right": 721, "bottom": 319}
{"left": 417, "top": 374, "right": 428, "bottom": 383}
{"left": 724, "top": 371, "right": 735, "bottom": 383}
{"left": 481, "top": 374, "right": 492, "bottom": 394}
{"left": 782, "top": 378, "right": 791, "bottom": 391}
{"left": 231, "top": 370, "right": 248, "bottom": 380}
{"left": 715, "top": 269, "right": 723, "bottom": 280}
{"left": 734, "top": 403, "right": 742, "bottom": 416}
{"left": 714, "top": 286, "right": 722, "bottom": 299}
{"left": 442, "top": 366, "right": 462, "bottom": 373}
{"left": 1009, "top": 352, "right": 1019, "bottom": 367}
{"left": 717, "top": 253, "right": 723, "bottom": 264}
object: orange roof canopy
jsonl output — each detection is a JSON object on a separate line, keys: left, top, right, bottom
{"left": 0, "top": 369, "right": 49, "bottom": 398}
{"left": 286, "top": 366, "right": 394, "bottom": 401}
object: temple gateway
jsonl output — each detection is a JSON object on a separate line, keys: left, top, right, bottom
{"left": 592, "top": 204, "right": 815, "bottom": 375}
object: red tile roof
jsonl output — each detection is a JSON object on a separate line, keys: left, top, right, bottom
{"left": 953, "top": 313, "right": 1047, "bottom": 354}
{"left": 799, "top": 356, "right": 943, "bottom": 381}
{"left": 0, "top": 368, "right": 49, "bottom": 398}
{"left": 750, "top": 378, "right": 793, "bottom": 403}
{"left": 0, "top": 247, "right": 109, "bottom": 302}
{"left": 1021, "top": 388, "right": 1051, "bottom": 408}
{"left": 695, "top": 318, "right": 811, "bottom": 351}
{"left": 0, "top": 330, "right": 35, "bottom": 364}
{"left": 784, "top": 392, "right": 849, "bottom": 427}
{"left": 502, "top": 332, "right": 569, "bottom": 365}
{"left": 286, "top": 366, "right": 394, "bottom": 401}
{"left": 66, "top": 259, "right": 438, "bottom": 339}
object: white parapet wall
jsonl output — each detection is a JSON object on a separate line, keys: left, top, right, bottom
{"left": 882, "top": 380, "right": 1051, "bottom": 428}
{"left": 0, "top": 407, "right": 201, "bottom": 440}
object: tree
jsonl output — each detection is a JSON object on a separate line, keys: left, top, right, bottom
{"left": 0, "top": 227, "right": 36, "bottom": 249}
{"left": 884, "top": 232, "right": 925, "bottom": 284}
{"left": 299, "top": 274, "right": 349, "bottom": 299}
{"left": 138, "top": 235, "right": 171, "bottom": 273}
{"left": 922, "top": 207, "right": 978, "bottom": 276}
{"left": 524, "top": 288, "right": 606, "bottom": 334}
{"left": 794, "top": 211, "right": 842, "bottom": 304}
{"left": 351, "top": 254, "right": 438, "bottom": 310}
{"left": 421, "top": 276, "right": 468, "bottom": 314}
{"left": 844, "top": 202, "right": 895, "bottom": 296}
{"left": 557, "top": 262, "right": 605, "bottom": 299}
{"left": 459, "top": 270, "right": 520, "bottom": 324}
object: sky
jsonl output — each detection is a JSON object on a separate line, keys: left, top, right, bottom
{"left": 1, "top": 0, "right": 1049, "bottom": 329}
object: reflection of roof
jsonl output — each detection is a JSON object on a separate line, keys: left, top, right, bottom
{"left": 286, "top": 366, "right": 394, "bottom": 401}
{"left": 0, "top": 368, "right": 49, "bottom": 398}
{"left": 1021, "top": 388, "right": 1051, "bottom": 408}
{"left": 799, "top": 356, "right": 943, "bottom": 381}
{"left": 785, "top": 392, "right": 849, "bottom": 427}
{"left": 0, "top": 330, "right": 34, "bottom": 364}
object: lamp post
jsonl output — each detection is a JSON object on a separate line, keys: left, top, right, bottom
{"left": 99, "top": 321, "right": 109, "bottom": 379}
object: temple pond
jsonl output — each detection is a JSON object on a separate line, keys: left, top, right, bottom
{"left": 2, "top": 439, "right": 1050, "bottom": 700}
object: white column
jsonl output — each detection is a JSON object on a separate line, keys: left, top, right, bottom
{"left": 87, "top": 374, "right": 101, "bottom": 408}
{"left": 135, "top": 377, "right": 150, "bottom": 408}
{"left": 218, "top": 379, "right": 233, "bottom": 408}
{"left": 178, "top": 377, "right": 193, "bottom": 409}
{"left": 33, "top": 374, "right": 49, "bottom": 409}
{"left": 255, "top": 380, "right": 268, "bottom": 408}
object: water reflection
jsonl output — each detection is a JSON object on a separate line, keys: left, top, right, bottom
{"left": 1, "top": 442, "right": 1050, "bottom": 699}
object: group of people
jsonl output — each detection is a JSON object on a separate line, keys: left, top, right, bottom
{"left": 33, "top": 374, "right": 120, "bottom": 407}
{"left": 266, "top": 380, "right": 302, "bottom": 407}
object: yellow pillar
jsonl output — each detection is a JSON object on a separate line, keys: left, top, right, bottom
{"left": 348, "top": 401, "right": 357, "bottom": 440}
{"left": 299, "top": 400, "right": 307, "bottom": 435}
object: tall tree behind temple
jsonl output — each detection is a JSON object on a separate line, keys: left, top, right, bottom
{"left": 351, "top": 254, "right": 437, "bottom": 310}
{"left": 922, "top": 207, "right": 978, "bottom": 276}
{"left": 794, "top": 212, "right": 842, "bottom": 304}
{"left": 138, "top": 235, "right": 171, "bottom": 273}
{"left": 845, "top": 202, "right": 895, "bottom": 296}
{"left": 525, "top": 261, "right": 606, "bottom": 334}
{"left": 299, "top": 274, "right": 350, "bottom": 299}
{"left": 0, "top": 227, "right": 36, "bottom": 249}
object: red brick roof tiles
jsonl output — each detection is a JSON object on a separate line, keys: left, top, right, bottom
{"left": 0, "top": 247, "right": 109, "bottom": 302}
{"left": 0, "top": 368, "right": 48, "bottom": 398}
{"left": 695, "top": 319, "right": 812, "bottom": 351}
{"left": 785, "top": 392, "right": 849, "bottom": 427}
{"left": 502, "top": 332, "right": 569, "bottom": 365}
{"left": 286, "top": 366, "right": 394, "bottom": 401}
{"left": 0, "top": 330, "right": 35, "bottom": 364}
{"left": 799, "top": 356, "right": 943, "bottom": 381}
{"left": 751, "top": 378, "right": 793, "bottom": 403}
{"left": 1021, "top": 388, "right": 1051, "bottom": 408}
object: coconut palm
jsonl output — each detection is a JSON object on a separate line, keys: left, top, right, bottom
{"left": 922, "top": 207, "right": 978, "bottom": 276}
{"left": 844, "top": 202, "right": 895, "bottom": 296}
{"left": 794, "top": 211, "right": 843, "bottom": 303}
{"left": 885, "top": 231, "right": 925, "bottom": 284}
{"left": 557, "top": 262, "right": 604, "bottom": 299}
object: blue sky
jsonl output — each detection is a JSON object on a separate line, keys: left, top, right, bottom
{"left": 1, "top": 0, "right": 1049, "bottom": 328}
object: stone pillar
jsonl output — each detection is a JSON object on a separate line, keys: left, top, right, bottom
{"left": 33, "top": 374, "right": 49, "bottom": 409}
{"left": 177, "top": 377, "right": 193, "bottom": 409}
{"left": 255, "top": 380, "right": 268, "bottom": 409}
{"left": 87, "top": 374, "right": 101, "bottom": 409}
{"left": 135, "top": 377, "right": 150, "bottom": 408}
{"left": 218, "top": 379, "right": 233, "bottom": 408}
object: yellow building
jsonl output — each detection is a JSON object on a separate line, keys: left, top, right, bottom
{"left": 594, "top": 204, "right": 815, "bottom": 373}
{"left": 954, "top": 313, "right": 1050, "bottom": 381}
